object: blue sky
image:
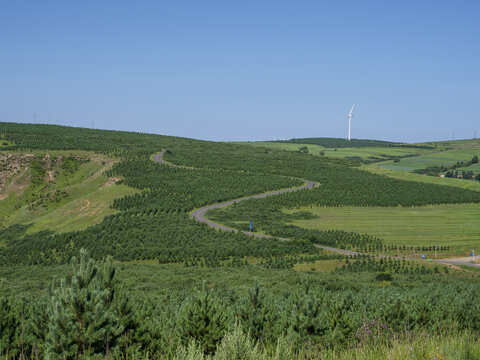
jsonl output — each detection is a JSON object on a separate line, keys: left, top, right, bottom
{"left": 0, "top": 1, "right": 478, "bottom": 142}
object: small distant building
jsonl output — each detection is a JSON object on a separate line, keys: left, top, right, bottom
{"left": 439, "top": 174, "right": 445, "bottom": 178}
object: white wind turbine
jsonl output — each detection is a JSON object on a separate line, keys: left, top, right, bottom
{"left": 347, "top": 104, "right": 355, "bottom": 141}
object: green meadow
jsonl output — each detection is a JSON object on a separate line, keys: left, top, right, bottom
{"left": 377, "top": 147, "right": 480, "bottom": 172}
{"left": 284, "top": 203, "right": 480, "bottom": 254}
{"left": 236, "top": 141, "right": 429, "bottom": 161}
{"left": 456, "top": 162, "right": 480, "bottom": 174}
{"left": 239, "top": 140, "right": 480, "bottom": 191}
{"left": 363, "top": 164, "right": 480, "bottom": 191}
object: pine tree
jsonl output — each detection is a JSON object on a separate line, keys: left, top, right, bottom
{"left": 288, "top": 287, "right": 328, "bottom": 344}
{"left": 44, "top": 249, "right": 126, "bottom": 358}
{"left": 0, "top": 279, "right": 40, "bottom": 358}
{"left": 237, "top": 282, "right": 277, "bottom": 343}
{"left": 0, "top": 294, "right": 19, "bottom": 356}
{"left": 176, "top": 282, "right": 232, "bottom": 354}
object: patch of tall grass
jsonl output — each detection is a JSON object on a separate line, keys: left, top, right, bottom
{"left": 113, "top": 328, "right": 480, "bottom": 359}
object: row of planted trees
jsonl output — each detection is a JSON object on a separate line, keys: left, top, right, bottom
{"left": 337, "top": 255, "right": 449, "bottom": 275}
{"left": 0, "top": 212, "right": 322, "bottom": 266}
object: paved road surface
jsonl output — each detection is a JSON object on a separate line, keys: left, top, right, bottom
{"left": 152, "top": 150, "right": 175, "bottom": 166}
{"left": 152, "top": 150, "right": 480, "bottom": 268}
{"left": 435, "top": 258, "right": 480, "bottom": 268}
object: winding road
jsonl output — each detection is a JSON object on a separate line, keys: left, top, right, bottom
{"left": 152, "top": 150, "right": 480, "bottom": 268}
{"left": 153, "top": 150, "right": 318, "bottom": 239}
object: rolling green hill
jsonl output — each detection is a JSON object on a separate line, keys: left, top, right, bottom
{"left": 238, "top": 137, "right": 480, "bottom": 191}
{"left": 2, "top": 122, "right": 480, "bottom": 358}
{"left": 2, "top": 122, "right": 479, "bottom": 263}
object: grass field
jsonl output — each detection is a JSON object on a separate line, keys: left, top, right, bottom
{"left": 237, "top": 141, "right": 429, "bottom": 161}
{"left": 377, "top": 147, "right": 480, "bottom": 172}
{"left": 284, "top": 204, "right": 480, "bottom": 255}
{"left": 25, "top": 181, "right": 136, "bottom": 234}
{"left": 294, "top": 259, "right": 342, "bottom": 272}
{"left": 456, "top": 162, "right": 480, "bottom": 174}
{"left": 363, "top": 164, "right": 480, "bottom": 192}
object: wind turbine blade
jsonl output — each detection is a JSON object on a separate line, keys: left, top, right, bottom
{"left": 348, "top": 104, "right": 355, "bottom": 116}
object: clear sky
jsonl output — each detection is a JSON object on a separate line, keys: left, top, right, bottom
{"left": 1, "top": 1, "right": 479, "bottom": 142}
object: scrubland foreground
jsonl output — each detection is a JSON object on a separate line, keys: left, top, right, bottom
{"left": 1, "top": 250, "right": 480, "bottom": 359}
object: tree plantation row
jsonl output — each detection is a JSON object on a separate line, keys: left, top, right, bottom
{"left": 108, "top": 159, "right": 301, "bottom": 213}
{"left": 0, "top": 214, "right": 320, "bottom": 265}
{"left": 166, "top": 146, "right": 480, "bottom": 207}
{"left": 337, "top": 255, "right": 450, "bottom": 276}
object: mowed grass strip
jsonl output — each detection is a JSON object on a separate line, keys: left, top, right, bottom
{"left": 284, "top": 204, "right": 480, "bottom": 254}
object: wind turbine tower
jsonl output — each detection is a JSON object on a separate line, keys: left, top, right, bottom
{"left": 347, "top": 104, "right": 355, "bottom": 141}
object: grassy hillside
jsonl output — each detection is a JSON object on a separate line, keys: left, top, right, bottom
{"left": 0, "top": 150, "right": 138, "bottom": 235}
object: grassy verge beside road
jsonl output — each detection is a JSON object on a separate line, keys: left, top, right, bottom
{"left": 284, "top": 203, "right": 480, "bottom": 255}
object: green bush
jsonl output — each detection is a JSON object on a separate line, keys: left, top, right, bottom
{"left": 375, "top": 272, "right": 393, "bottom": 281}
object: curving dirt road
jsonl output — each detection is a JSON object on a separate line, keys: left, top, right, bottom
{"left": 152, "top": 150, "right": 480, "bottom": 268}
{"left": 191, "top": 178, "right": 317, "bottom": 235}
{"left": 152, "top": 150, "right": 177, "bottom": 167}
{"left": 153, "top": 150, "right": 320, "bottom": 238}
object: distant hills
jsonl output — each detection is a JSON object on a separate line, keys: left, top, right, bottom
{"left": 272, "top": 137, "right": 433, "bottom": 149}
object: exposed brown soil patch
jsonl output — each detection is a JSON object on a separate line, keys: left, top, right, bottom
{"left": 101, "top": 177, "right": 121, "bottom": 188}
{"left": 0, "top": 154, "right": 35, "bottom": 199}
{"left": 46, "top": 170, "right": 55, "bottom": 182}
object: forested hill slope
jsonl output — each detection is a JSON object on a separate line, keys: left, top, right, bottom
{"left": 1, "top": 122, "right": 480, "bottom": 266}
